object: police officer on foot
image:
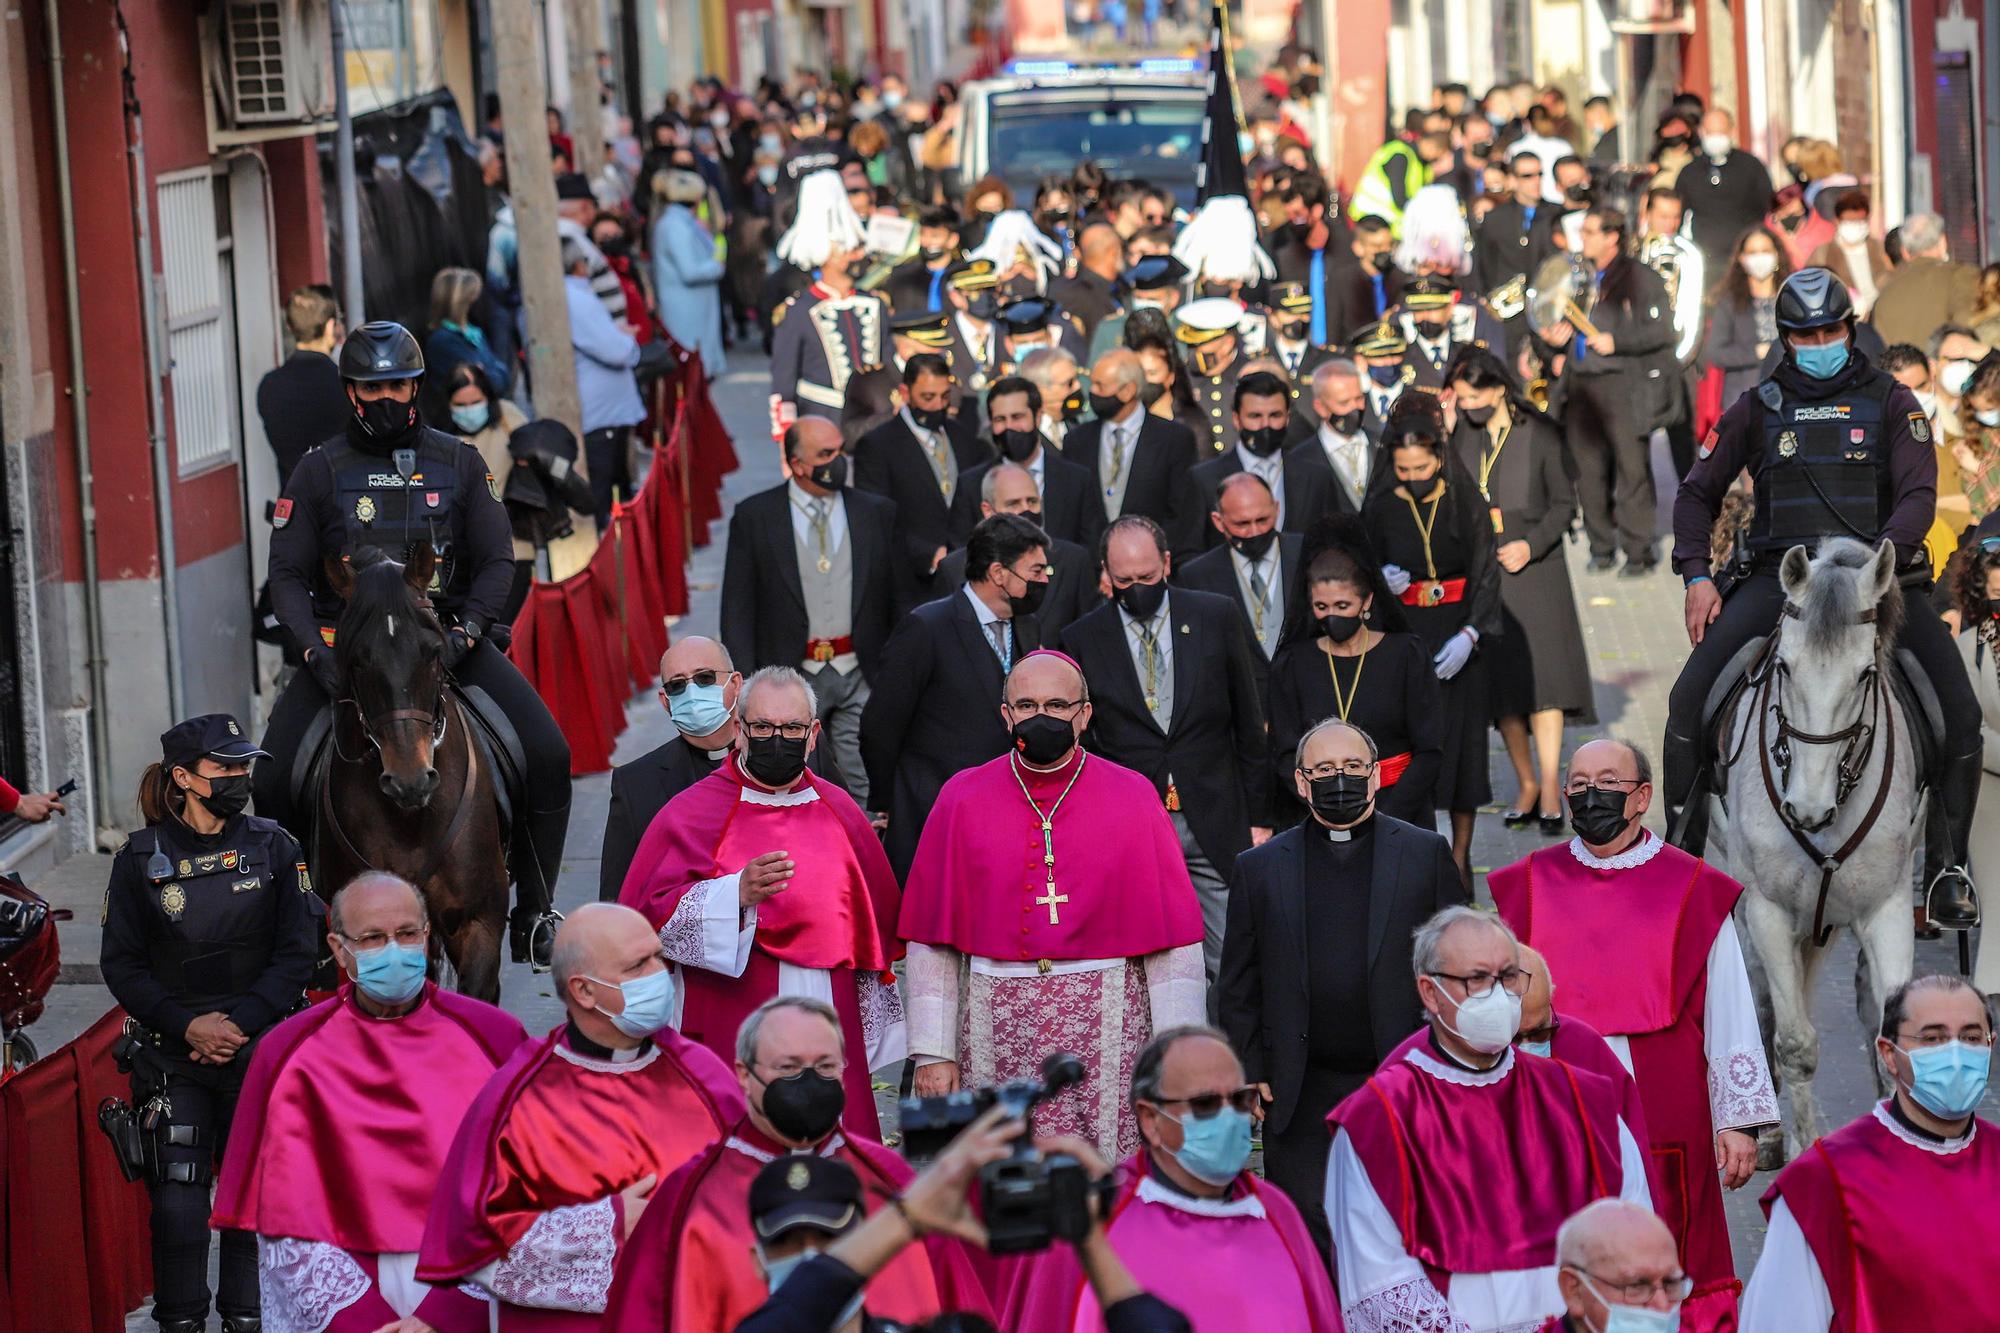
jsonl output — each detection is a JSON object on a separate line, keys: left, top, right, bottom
{"left": 252, "top": 321, "right": 570, "bottom": 966}
{"left": 1664, "top": 268, "right": 1982, "bottom": 927}
{"left": 99, "top": 714, "right": 321, "bottom": 1333}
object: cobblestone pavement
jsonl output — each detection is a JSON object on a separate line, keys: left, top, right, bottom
{"left": 30, "top": 367, "right": 1985, "bottom": 1327}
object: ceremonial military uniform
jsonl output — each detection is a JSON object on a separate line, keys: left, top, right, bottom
{"left": 1390, "top": 276, "right": 1504, "bottom": 392}
{"left": 1267, "top": 282, "right": 1335, "bottom": 411}
{"left": 1178, "top": 297, "right": 1255, "bottom": 456}
{"left": 100, "top": 714, "right": 320, "bottom": 1333}
{"left": 770, "top": 281, "right": 891, "bottom": 426}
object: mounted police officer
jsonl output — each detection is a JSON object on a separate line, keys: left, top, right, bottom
{"left": 1665, "top": 268, "right": 1982, "bottom": 928}
{"left": 251, "top": 320, "right": 569, "bottom": 965}
{"left": 99, "top": 714, "right": 320, "bottom": 1333}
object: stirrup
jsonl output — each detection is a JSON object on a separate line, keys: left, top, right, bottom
{"left": 1925, "top": 865, "right": 1981, "bottom": 931}
{"left": 528, "top": 908, "right": 564, "bottom": 973}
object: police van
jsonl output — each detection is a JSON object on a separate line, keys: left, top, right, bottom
{"left": 959, "top": 59, "right": 1208, "bottom": 208}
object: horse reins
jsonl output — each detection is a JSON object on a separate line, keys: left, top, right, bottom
{"left": 318, "top": 693, "right": 483, "bottom": 893}
{"left": 1754, "top": 600, "right": 1896, "bottom": 947}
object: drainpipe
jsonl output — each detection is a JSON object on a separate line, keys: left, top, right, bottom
{"left": 43, "top": 0, "right": 114, "bottom": 821}
{"left": 333, "top": 5, "right": 365, "bottom": 323}
{"left": 117, "top": 10, "right": 187, "bottom": 723}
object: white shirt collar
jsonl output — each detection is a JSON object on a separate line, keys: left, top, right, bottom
{"left": 1319, "top": 420, "right": 1364, "bottom": 450}
{"left": 1135, "top": 1173, "right": 1267, "bottom": 1219}
{"left": 787, "top": 478, "right": 839, "bottom": 511}
{"left": 962, "top": 581, "right": 1004, "bottom": 627}
{"left": 1567, "top": 829, "right": 1664, "bottom": 870}
{"left": 739, "top": 782, "right": 819, "bottom": 807}
{"left": 1229, "top": 543, "right": 1278, "bottom": 577}
{"left": 554, "top": 1041, "right": 663, "bottom": 1074}
{"left": 1872, "top": 1100, "right": 1979, "bottom": 1155}
{"left": 1235, "top": 444, "right": 1282, "bottom": 476}
{"left": 1405, "top": 1043, "right": 1514, "bottom": 1087}
{"left": 725, "top": 1131, "right": 851, "bottom": 1164}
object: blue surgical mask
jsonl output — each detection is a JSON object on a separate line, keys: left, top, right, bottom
{"left": 1902, "top": 1040, "right": 1992, "bottom": 1120}
{"left": 350, "top": 940, "right": 428, "bottom": 1005}
{"left": 1978, "top": 408, "right": 2000, "bottom": 429}
{"left": 450, "top": 402, "right": 490, "bottom": 434}
{"left": 757, "top": 164, "right": 779, "bottom": 187}
{"left": 667, "top": 681, "right": 733, "bottom": 738}
{"left": 588, "top": 968, "right": 675, "bottom": 1038}
{"left": 1162, "top": 1105, "right": 1253, "bottom": 1186}
{"left": 1369, "top": 364, "right": 1402, "bottom": 388}
{"left": 1576, "top": 1274, "right": 1681, "bottom": 1333}
{"left": 1519, "top": 1037, "right": 1553, "bottom": 1059}
{"left": 1793, "top": 340, "right": 1849, "bottom": 379}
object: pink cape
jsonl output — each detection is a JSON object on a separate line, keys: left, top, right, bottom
{"left": 416, "top": 1024, "right": 744, "bottom": 1284}
{"left": 1002, "top": 1157, "right": 1341, "bottom": 1332}
{"left": 1328, "top": 1042, "right": 1626, "bottom": 1276}
{"left": 210, "top": 983, "right": 528, "bottom": 1252}
{"left": 619, "top": 755, "right": 902, "bottom": 971}
{"left": 601, "top": 1119, "right": 991, "bottom": 1331}
{"left": 1491, "top": 842, "right": 1745, "bottom": 1325}
{"left": 898, "top": 749, "right": 1204, "bottom": 962}
{"left": 1762, "top": 1107, "right": 2000, "bottom": 1333}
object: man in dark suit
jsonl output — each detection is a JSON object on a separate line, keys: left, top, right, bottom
{"left": 719, "top": 417, "right": 911, "bottom": 807}
{"left": 597, "top": 635, "right": 841, "bottom": 900}
{"left": 1175, "top": 473, "right": 1299, "bottom": 674}
{"left": 879, "top": 206, "right": 962, "bottom": 315}
{"left": 948, "top": 375, "right": 1103, "bottom": 549}
{"left": 1063, "top": 349, "right": 1204, "bottom": 561}
{"left": 257, "top": 285, "right": 348, "bottom": 488}
{"left": 1217, "top": 717, "right": 1467, "bottom": 1255}
{"left": 936, "top": 461, "right": 1100, "bottom": 637}
{"left": 1060, "top": 515, "right": 1269, "bottom": 989}
{"left": 1047, "top": 222, "right": 1124, "bottom": 346}
{"left": 1190, "top": 371, "right": 1335, "bottom": 547}
{"left": 1320, "top": 217, "right": 1404, "bottom": 346}
{"left": 1473, "top": 151, "right": 1563, "bottom": 296}
{"left": 1287, "top": 357, "right": 1388, "bottom": 513}
{"left": 852, "top": 353, "right": 993, "bottom": 596}
{"left": 860, "top": 513, "right": 1049, "bottom": 878}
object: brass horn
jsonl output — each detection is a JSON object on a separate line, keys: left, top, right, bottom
{"left": 1526, "top": 254, "right": 1601, "bottom": 340}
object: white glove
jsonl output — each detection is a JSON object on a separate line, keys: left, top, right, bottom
{"left": 1381, "top": 564, "right": 1413, "bottom": 596}
{"left": 1432, "top": 629, "right": 1475, "bottom": 680}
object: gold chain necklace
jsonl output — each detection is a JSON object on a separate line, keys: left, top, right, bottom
{"left": 1325, "top": 639, "right": 1371, "bottom": 720}
{"left": 1401, "top": 485, "right": 1445, "bottom": 579}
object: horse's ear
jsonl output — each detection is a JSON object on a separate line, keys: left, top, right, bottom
{"left": 1868, "top": 539, "right": 1898, "bottom": 604}
{"left": 325, "top": 556, "right": 355, "bottom": 601}
{"left": 405, "top": 543, "right": 436, "bottom": 593}
{"left": 1779, "top": 545, "right": 1812, "bottom": 600}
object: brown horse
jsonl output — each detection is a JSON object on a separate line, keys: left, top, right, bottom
{"left": 317, "top": 547, "right": 508, "bottom": 1000}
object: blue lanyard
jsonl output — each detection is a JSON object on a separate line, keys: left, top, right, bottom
{"left": 1308, "top": 249, "right": 1328, "bottom": 346}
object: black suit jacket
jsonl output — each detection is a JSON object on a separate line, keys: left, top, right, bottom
{"left": 599, "top": 735, "right": 841, "bottom": 901}
{"left": 852, "top": 413, "right": 993, "bottom": 587}
{"left": 719, "top": 484, "right": 911, "bottom": 678}
{"left": 1173, "top": 535, "right": 1300, "bottom": 715}
{"left": 948, "top": 448, "right": 1106, "bottom": 552}
{"left": 1048, "top": 268, "right": 1121, "bottom": 344}
{"left": 1061, "top": 414, "right": 1204, "bottom": 562}
{"left": 1216, "top": 816, "right": 1468, "bottom": 1133}
{"left": 934, "top": 537, "right": 1100, "bottom": 639}
{"left": 1323, "top": 257, "right": 1405, "bottom": 345}
{"left": 1058, "top": 589, "right": 1268, "bottom": 873}
{"left": 882, "top": 257, "right": 953, "bottom": 315}
{"left": 1472, "top": 199, "right": 1561, "bottom": 294}
{"left": 1283, "top": 430, "right": 1391, "bottom": 514}
{"left": 1189, "top": 450, "right": 1336, "bottom": 547}
{"left": 860, "top": 590, "right": 1043, "bottom": 877}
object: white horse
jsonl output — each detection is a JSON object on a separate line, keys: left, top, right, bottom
{"left": 1706, "top": 538, "right": 1917, "bottom": 1152}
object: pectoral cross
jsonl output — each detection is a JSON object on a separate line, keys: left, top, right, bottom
{"left": 1035, "top": 820, "right": 1067, "bottom": 924}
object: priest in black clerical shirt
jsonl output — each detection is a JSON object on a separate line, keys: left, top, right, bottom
{"left": 1216, "top": 716, "right": 1466, "bottom": 1259}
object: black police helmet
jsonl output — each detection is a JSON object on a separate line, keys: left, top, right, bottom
{"left": 339, "top": 321, "right": 427, "bottom": 383}
{"left": 1774, "top": 268, "right": 1854, "bottom": 334}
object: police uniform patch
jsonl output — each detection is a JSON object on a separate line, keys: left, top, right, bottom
{"left": 1778, "top": 430, "right": 1799, "bottom": 459}
{"left": 1911, "top": 412, "right": 1931, "bottom": 444}
{"left": 426, "top": 491, "right": 440, "bottom": 508}
{"left": 356, "top": 494, "right": 377, "bottom": 523}
{"left": 272, "top": 498, "right": 293, "bottom": 528}
{"left": 221, "top": 851, "right": 238, "bottom": 869}
{"left": 787, "top": 1160, "right": 811, "bottom": 1190}
{"left": 160, "top": 884, "right": 185, "bottom": 919}
{"left": 227, "top": 720, "right": 240, "bottom": 735}
{"left": 231, "top": 877, "right": 260, "bottom": 894}
{"left": 179, "top": 859, "right": 192, "bottom": 877}
{"left": 296, "top": 862, "right": 313, "bottom": 896}
{"left": 1699, "top": 428, "right": 1718, "bottom": 460}
{"left": 487, "top": 472, "right": 501, "bottom": 502}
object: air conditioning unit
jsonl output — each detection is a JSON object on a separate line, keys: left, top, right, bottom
{"left": 215, "top": 0, "right": 335, "bottom": 127}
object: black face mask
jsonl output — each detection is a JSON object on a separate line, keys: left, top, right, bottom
{"left": 1564, "top": 183, "right": 1593, "bottom": 204}
{"left": 1088, "top": 390, "right": 1129, "bottom": 421}
{"left": 1319, "top": 611, "right": 1362, "bottom": 643}
{"left": 1139, "top": 380, "right": 1167, "bottom": 408}
{"left": 197, "top": 774, "right": 252, "bottom": 821}
{"left": 1412, "top": 319, "right": 1450, "bottom": 341}
{"left": 921, "top": 245, "right": 949, "bottom": 262}
{"left": 595, "top": 234, "right": 629, "bottom": 259}
{"left": 1326, "top": 407, "right": 1364, "bottom": 435}
{"left": 1019, "top": 507, "right": 1044, "bottom": 525}
{"left": 1276, "top": 319, "right": 1309, "bottom": 342}
{"left": 1229, "top": 527, "right": 1278, "bottom": 561}
{"left": 354, "top": 395, "right": 416, "bottom": 441}
{"left": 757, "top": 1069, "right": 846, "bottom": 1143}
{"left": 1011, "top": 713, "right": 1076, "bottom": 766}
{"left": 1040, "top": 209, "right": 1071, "bottom": 229}
{"left": 1061, "top": 391, "right": 1086, "bottom": 423}
{"left": 1568, "top": 785, "right": 1634, "bottom": 846}
{"left": 845, "top": 258, "right": 870, "bottom": 281}
{"left": 1115, "top": 578, "right": 1168, "bottom": 619}
{"left": 1777, "top": 212, "right": 1804, "bottom": 234}
{"left": 1240, "top": 425, "right": 1287, "bottom": 457}
{"left": 967, "top": 294, "right": 999, "bottom": 321}
{"left": 1404, "top": 473, "right": 1440, "bottom": 500}
{"left": 808, "top": 455, "right": 848, "bottom": 490}
{"left": 1198, "top": 280, "right": 1235, "bottom": 299}
{"left": 997, "top": 428, "right": 1041, "bottom": 462}
{"left": 1307, "top": 772, "right": 1372, "bottom": 825}
{"left": 910, "top": 404, "right": 951, "bottom": 431}
{"left": 1005, "top": 573, "right": 1048, "bottom": 618}
{"left": 743, "top": 732, "right": 810, "bottom": 787}
{"left": 1787, "top": 163, "right": 1809, "bottom": 186}
{"left": 1461, "top": 404, "right": 1497, "bottom": 427}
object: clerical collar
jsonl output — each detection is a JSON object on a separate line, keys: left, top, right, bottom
{"left": 1139, "top": 1149, "right": 1250, "bottom": 1206}
{"left": 1410, "top": 1031, "right": 1513, "bottom": 1085}
{"left": 1568, "top": 828, "right": 1662, "bottom": 870}
{"left": 1135, "top": 1172, "right": 1265, "bottom": 1219}
{"left": 1876, "top": 1098, "right": 1977, "bottom": 1154}
{"left": 1319, "top": 813, "right": 1375, "bottom": 843}
{"left": 704, "top": 745, "right": 732, "bottom": 761}
{"left": 727, "top": 1120, "right": 848, "bottom": 1163}
{"left": 561, "top": 1018, "right": 653, "bottom": 1066}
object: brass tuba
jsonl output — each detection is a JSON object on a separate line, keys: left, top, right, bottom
{"left": 1639, "top": 230, "right": 1705, "bottom": 363}
{"left": 1526, "top": 254, "right": 1602, "bottom": 339}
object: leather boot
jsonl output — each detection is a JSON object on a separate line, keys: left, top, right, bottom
{"left": 1926, "top": 866, "right": 1981, "bottom": 931}
{"left": 157, "top": 1321, "right": 204, "bottom": 1333}
{"left": 1927, "top": 748, "right": 1985, "bottom": 929}
{"left": 221, "top": 1318, "right": 263, "bottom": 1333}
{"left": 1663, "top": 728, "right": 1710, "bottom": 855}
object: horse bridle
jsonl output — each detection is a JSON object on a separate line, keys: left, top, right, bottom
{"left": 1754, "top": 599, "right": 1897, "bottom": 947}
{"left": 330, "top": 594, "right": 451, "bottom": 761}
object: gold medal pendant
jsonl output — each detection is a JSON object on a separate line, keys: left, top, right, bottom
{"left": 817, "top": 556, "right": 832, "bottom": 573}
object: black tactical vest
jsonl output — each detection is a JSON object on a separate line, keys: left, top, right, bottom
{"left": 1749, "top": 368, "right": 1897, "bottom": 551}
{"left": 129, "top": 818, "right": 298, "bottom": 1016}
{"left": 322, "top": 433, "right": 462, "bottom": 595}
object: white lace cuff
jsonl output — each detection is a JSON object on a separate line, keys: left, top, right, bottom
{"left": 1142, "top": 943, "right": 1208, "bottom": 1030}
{"left": 1343, "top": 1277, "right": 1471, "bottom": 1333}
{"left": 1709, "top": 1043, "right": 1781, "bottom": 1132}
{"left": 905, "top": 941, "right": 961, "bottom": 1063}
{"left": 659, "top": 875, "right": 754, "bottom": 977}
{"left": 859, "top": 970, "right": 908, "bottom": 1071}
{"left": 487, "top": 1197, "right": 619, "bottom": 1312}
{"left": 258, "top": 1236, "right": 370, "bottom": 1333}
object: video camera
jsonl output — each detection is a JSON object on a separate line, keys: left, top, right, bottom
{"left": 898, "top": 1051, "right": 1112, "bottom": 1254}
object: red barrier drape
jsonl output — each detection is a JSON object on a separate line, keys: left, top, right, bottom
{"left": 2, "top": 1007, "right": 152, "bottom": 1332}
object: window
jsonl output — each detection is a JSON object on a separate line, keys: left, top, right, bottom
{"left": 987, "top": 90, "right": 1205, "bottom": 205}
{"left": 156, "top": 169, "right": 238, "bottom": 476}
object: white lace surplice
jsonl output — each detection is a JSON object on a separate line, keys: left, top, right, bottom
{"left": 478, "top": 1197, "right": 620, "bottom": 1313}
{"left": 258, "top": 1238, "right": 371, "bottom": 1333}
{"left": 1327, "top": 1047, "right": 1654, "bottom": 1333}
{"left": 1565, "top": 834, "right": 1780, "bottom": 1133}
{"left": 905, "top": 940, "right": 1206, "bottom": 1158}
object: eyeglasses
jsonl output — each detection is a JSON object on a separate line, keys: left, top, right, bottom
{"left": 1008, "top": 698, "right": 1085, "bottom": 718}
{"left": 1894, "top": 1028, "right": 1997, "bottom": 1050}
{"left": 757, "top": 1057, "right": 847, "bottom": 1080}
{"left": 1564, "top": 777, "right": 1641, "bottom": 798}
{"left": 338, "top": 926, "right": 427, "bottom": 952}
{"left": 1430, "top": 967, "right": 1533, "bottom": 998}
{"left": 663, "top": 669, "right": 725, "bottom": 697}
{"left": 1568, "top": 1267, "right": 1694, "bottom": 1306}
{"left": 745, "top": 720, "right": 814, "bottom": 740}
{"left": 1150, "top": 1084, "right": 1261, "bottom": 1118}
{"left": 1300, "top": 759, "right": 1376, "bottom": 779}
{"left": 1518, "top": 1017, "right": 1560, "bottom": 1046}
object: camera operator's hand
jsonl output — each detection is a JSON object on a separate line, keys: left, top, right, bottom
{"left": 1030, "top": 1134, "right": 1145, "bottom": 1309}
{"left": 913, "top": 1060, "right": 960, "bottom": 1097}
{"left": 737, "top": 851, "right": 795, "bottom": 908}
{"left": 899, "top": 1104, "right": 1025, "bottom": 1246}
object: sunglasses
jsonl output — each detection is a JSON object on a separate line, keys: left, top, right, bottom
{"left": 663, "top": 669, "right": 725, "bottom": 696}
{"left": 1151, "top": 1085, "right": 1261, "bottom": 1118}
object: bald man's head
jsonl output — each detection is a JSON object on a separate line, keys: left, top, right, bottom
{"left": 658, "top": 634, "right": 734, "bottom": 681}
{"left": 657, "top": 635, "right": 742, "bottom": 740}
{"left": 552, "top": 904, "right": 661, "bottom": 995}
{"left": 1005, "top": 651, "right": 1088, "bottom": 707}
{"left": 1079, "top": 222, "right": 1124, "bottom": 277}
{"left": 1555, "top": 1200, "right": 1683, "bottom": 1322}
{"left": 1517, "top": 944, "right": 1555, "bottom": 1045}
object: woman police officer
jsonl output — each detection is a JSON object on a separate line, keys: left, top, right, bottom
{"left": 99, "top": 713, "right": 321, "bottom": 1333}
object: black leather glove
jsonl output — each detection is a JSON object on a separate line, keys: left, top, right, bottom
{"left": 443, "top": 624, "right": 477, "bottom": 671}
{"left": 306, "top": 648, "right": 341, "bottom": 697}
